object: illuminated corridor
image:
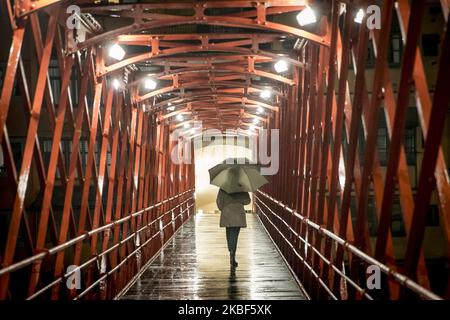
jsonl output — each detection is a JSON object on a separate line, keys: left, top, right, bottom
{"left": 0, "top": 0, "right": 449, "bottom": 301}
{"left": 120, "top": 213, "right": 306, "bottom": 300}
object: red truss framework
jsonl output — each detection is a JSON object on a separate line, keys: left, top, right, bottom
{"left": 0, "top": 0, "right": 449, "bottom": 300}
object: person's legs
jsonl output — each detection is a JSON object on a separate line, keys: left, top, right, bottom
{"left": 226, "top": 227, "right": 240, "bottom": 267}
{"left": 225, "top": 227, "right": 233, "bottom": 252}
{"left": 232, "top": 227, "right": 240, "bottom": 252}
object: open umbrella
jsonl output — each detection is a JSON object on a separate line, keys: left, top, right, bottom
{"left": 209, "top": 158, "right": 268, "bottom": 193}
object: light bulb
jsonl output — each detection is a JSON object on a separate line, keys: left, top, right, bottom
{"left": 260, "top": 89, "right": 272, "bottom": 100}
{"left": 112, "top": 78, "right": 121, "bottom": 90}
{"left": 354, "top": 9, "right": 364, "bottom": 24}
{"left": 274, "top": 60, "right": 289, "bottom": 73}
{"left": 296, "top": 7, "right": 317, "bottom": 26}
{"left": 108, "top": 43, "right": 126, "bottom": 61}
{"left": 144, "top": 78, "right": 157, "bottom": 90}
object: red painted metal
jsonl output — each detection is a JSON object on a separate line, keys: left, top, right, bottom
{"left": 0, "top": 0, "right": 449, "bottom": 301}
{"left": 403, "top": 15, "right": 450, "bottom": 286}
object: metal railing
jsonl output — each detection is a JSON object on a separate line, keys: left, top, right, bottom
{"left": 0, "top": 190, "right": 195, "bottom": 299}
{"left": 255, "top": 191, "right": 443, "bottom": 300}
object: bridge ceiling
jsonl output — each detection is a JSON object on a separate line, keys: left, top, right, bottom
{"left": 57, "top": 0, "right": 327, "bottom": 136}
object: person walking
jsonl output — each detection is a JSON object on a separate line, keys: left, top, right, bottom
{"left": 209, "top": 158, "right": 266, "bottom": 268}
{"left": 216, "top": 188, "right": 251, "bottom": 268}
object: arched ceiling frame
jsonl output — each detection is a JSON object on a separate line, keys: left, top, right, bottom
{"left": 115, "top": 33, "right": 284, "bottom": 46}
{"left": 51, "top": 1, "right": 323, "bottom": 132}
{"left": 67, "top": 1, "right": 329, "bottom": 52}
{"left": 136, "top": 85, "right": 280, "bottom": 110}
{"left": 127, "top": 65, "right": 295, "bottom": 91}
{"left": 147, "top": 93, "right": 278, "bottom": 127}
{"left": 152, "top": 93, "right": 280, "bottom": 112}
{"left": 99, "top": 44, "right": 306, "bottom": 77}
{"left": 152, "top": 86, "right": 285, "bottom": 101}
{"left": 6, "top": 0, "right": 306, "bottom": 135}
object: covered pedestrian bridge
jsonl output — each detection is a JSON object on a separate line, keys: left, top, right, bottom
{"left": 0, "top": 0, "right": 449, "bottom": 300}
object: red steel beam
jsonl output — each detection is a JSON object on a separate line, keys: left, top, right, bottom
{"left": 0, "top": 6, "right": 60, "bottom": 299}
{"left": 403, "top": 15, "right": 450, "bottom": 285}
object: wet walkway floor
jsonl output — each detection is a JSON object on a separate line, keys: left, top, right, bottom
{"left": 120, "top": 213, "right": 307, "bottom": 300}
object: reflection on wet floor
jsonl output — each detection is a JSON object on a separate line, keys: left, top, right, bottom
{"left": 121, "top": 213, "right": 307, "bottom": 300}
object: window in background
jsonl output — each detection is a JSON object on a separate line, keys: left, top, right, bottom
{"left": 391, "top": 196, "right": 406, "bottom": 237}
{"left": 366, "top": 40, "right": 376, "bottom": 68}
{"left": 405, "top": 127, "right": 416, "bottom": 165}
{"left": 0, "top": 148, "right": 6, "bottom": 177}
{"left": 390, "top": 34, "right": 402, "bottom": 66}
{"left": 49, "top": 60, "right": 61, "bottom": 104}
{"left": 377, "top": 127, "right": 388, "bottom": 166}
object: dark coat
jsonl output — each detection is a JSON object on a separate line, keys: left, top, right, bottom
{"left": 216, "top": 189, "right": 251, "bottom": 227}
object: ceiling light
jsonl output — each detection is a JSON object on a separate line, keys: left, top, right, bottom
{"left": 108, "top": 43, "right": 126, "bottom": 61}
{"left": 354, "top": 9, "right": 364, "bottom": 24}
{"left": 260, "top": 89, "right": 272, "bottom": 100}
{"left": 112, "top": 78, "right": 121, "bottom": 90}
{"left": 256, "top": 107, "right": 264, "bottom": 114}
{"left": 176, "top": 114, "right": 184, "bottom": 121}
{"left": 167, "top": 102, "right": 175, "bottom": 111}
{"left": 296, "top": 6, "right": 317, "bottom": 26}
{"left": 274, "top": 60, "right": 289, "bottom": 73}
{"left": 144, "top": 78, "right": 157, "bottom": 90}
{"left": 339, "top": 3, "right": 346, "bottom": 16}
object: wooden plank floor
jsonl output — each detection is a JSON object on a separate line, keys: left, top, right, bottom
{"left": 120, "top": 213, "right": 307, "bottom": 300}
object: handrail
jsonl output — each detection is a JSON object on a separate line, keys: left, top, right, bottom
{"left": 255, "top": 190, "right": 443, "bottom": 300}
{"left": 254, "top": 197, "right": 373, "bottom": 300}
{"left": 0, "top": 189, "right": 194, "bottom": 278}
{"left": 26, "top": 197, "right": 195, "bottom": 300}
{"left": 73, "top": 202, "right": 195, "bottom": 300}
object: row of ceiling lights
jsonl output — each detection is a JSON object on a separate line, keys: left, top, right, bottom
{"left": 109, "top": 43, "right": 291, "bottom": 72}
{"left": 156, "top": 97, "right": 265, "bottom": 133}
{"left": 297, "top": 5, "right": 368, "bottom": 25}
{"left": 107, "top": 48, "right": 291, "bottom": 97}
{"left": 108, "top": 5, "right": 369, "bottom": 135}
{"left": 108, "top": 4, "right": 366, "bottom": 88}
{"left": 171, "top": 112, "right": 262, "bottom": 133}
{"left": 167, "top": 103, "right": 264, "bottom": 113}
